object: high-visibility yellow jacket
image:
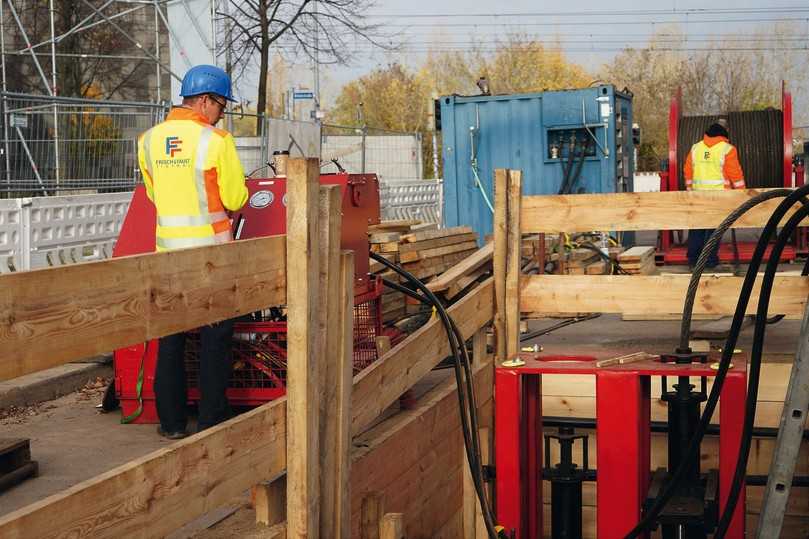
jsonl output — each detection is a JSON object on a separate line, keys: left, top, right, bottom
{"left": 684, "top": 135, "right": 745, "bottom": 191}
{"left": 137, "top": 108, "right": 248, "bottom": 251}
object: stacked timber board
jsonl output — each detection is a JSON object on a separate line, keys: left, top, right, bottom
{"left": 369, "top": 223, "right": 480, "bottom": 324}
{"left": 617, "top": 246, "right": 658, "bottom": 275}
{"left": 562, "top": 248, "right": 609, "bottom": 275}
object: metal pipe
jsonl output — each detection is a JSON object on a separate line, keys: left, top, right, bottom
{"left": 541, "top": 415, "right": 809, "bottom": 440}
{"left": 1, "top": 91, "right": 167, "bottom": 108}
{"left": 153, "top": 0, "right": 161, "bottom": 102}
{"left": 18, "top": 0, "right": 118, "bottom": 54}
{"left": 5, "top": 0, "right": 53, "bottom": 95}
{"left": 79, "top": 0, "right": 182, "bottom": 82}
{"left": 49, "top": 0, "right": 60, "bottom": 189}
{"left": 0, "top": 0, "right": 10, "bottom": 187}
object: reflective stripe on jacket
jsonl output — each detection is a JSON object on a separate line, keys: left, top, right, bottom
{"left": 137, "top": 108, "right": 248, "bottom": 251}
{"left": 683, "top": 135, "right": 746, "bottom": 190}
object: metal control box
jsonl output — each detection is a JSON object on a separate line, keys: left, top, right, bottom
{"left": 438, "top": 86, "right": 634, "bottom": 239}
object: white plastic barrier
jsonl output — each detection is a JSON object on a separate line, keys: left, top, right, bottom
{"left": 0, "top": 199, "right": 24, "bottom": 273}
{"left": 0, "top": 192, "right": 132, "bottom": 272}
{"left": 379, "top": 179, "right": 442, "bottom": 224}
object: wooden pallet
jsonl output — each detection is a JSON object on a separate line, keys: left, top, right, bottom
{"left": 0, "top": 438, "right": 38, "bottom": 493}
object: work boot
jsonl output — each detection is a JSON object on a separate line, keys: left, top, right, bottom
{"left": 157, "top": 426, "right": 188, "bottom": 440}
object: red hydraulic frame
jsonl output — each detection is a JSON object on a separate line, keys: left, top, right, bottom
{"left": 658, "top": 83, "right": 798, "bottom": 264}
{"left": 494, "top": 353, "right": 747, "bottom": 539}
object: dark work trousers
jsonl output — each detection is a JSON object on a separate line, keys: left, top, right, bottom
{"left": 687, "top": 229, "right": 720, "bottom": 268}
{"left": 154, "top": 318, "right": 235, "bottom": 433}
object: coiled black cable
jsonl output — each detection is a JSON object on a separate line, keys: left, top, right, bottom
{"left": 679, "top": 188, "right": 795, "bottom": 350}
{"left": 715, "top": 203, "right": 809, "bottom": 537}
{"left": 370, "top": 251, "right": 499, "bottom": 538}
{"left": 626, "top": 184, "right": 809, "bottom": 538}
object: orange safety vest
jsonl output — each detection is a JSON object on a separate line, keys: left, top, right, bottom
{"left": 137, "top": 108, "right": 248, "bottom": 251}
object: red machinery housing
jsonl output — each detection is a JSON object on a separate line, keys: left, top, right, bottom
{"left": 114, "top": 173, "right": 382, "bottom": 423}
{"left": 495, "top": 352, "right": 747, "bottom": 538}
{"left": 658, "top": 83, "right": 800, "bottom": 264}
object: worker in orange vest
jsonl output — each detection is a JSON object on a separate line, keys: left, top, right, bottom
{"left": 683, "top": 120, "right": 745, "bottom": 268}
{"left": 137, "top": 65, "right": 248, "bottom": 439}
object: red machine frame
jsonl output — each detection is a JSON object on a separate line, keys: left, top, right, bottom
{"left": 494, "top": 353, "right": 747, "bottom": 538}
{"left": 658, "top": 83, "right": 799, "bottom": 264}
{"left": 113, "top": 172, "right": 383, "bottom": 423}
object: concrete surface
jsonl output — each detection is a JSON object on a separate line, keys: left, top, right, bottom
{"left": 0, "top": 357, "right": 112, "bottom": 410}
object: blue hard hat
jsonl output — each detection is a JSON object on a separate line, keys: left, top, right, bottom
{"left": 180, "top": 65, "right": 236, "bottom": 102}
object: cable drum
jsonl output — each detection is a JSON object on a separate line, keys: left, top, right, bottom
{"left": 677, "top": 110, "right": 784, "bottom": 189}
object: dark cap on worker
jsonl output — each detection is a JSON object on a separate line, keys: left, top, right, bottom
{"left": 705, "top": 120, "right": 729, "bottom": 138}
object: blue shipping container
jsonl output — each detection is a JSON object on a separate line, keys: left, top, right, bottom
{"left": 439, "top": 85, "right": 634, "bottom": 240}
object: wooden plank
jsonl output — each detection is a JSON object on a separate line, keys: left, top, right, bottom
{"left": 368, "top": 220, "right": 422, "bottom": 233}
{"left": 520, "top": 274, "right": 809, "bottom": 316}
{"left": 474, "top": 427, "right": 492, "bottom": 539}
{"left": 427, "top": 242, "right": 494, "bottom": 294}
{"left": 380, "top": 513, "right": 404, "bottom": 539}
{"left": 319, "top": 187, "right": 351, "bottom": 537}
{"left": 255, "top": 474, "right": 287, "bottom": 527}
{"left": 0, "top": 235, "right": 286, "bottom": 381}
{"left": 505, "top": 170, "right": 522, "bottom": 360}
{"left": 398, "top": 233, "right": 477, "bottom": 254}
{"left": 368, "top": 232, "right": 401, "bottom": 244}
{"left": 521, "top": 189, "right": 808, "bottom": 233}
{"left": 493, "top": 169, "right": 508, "bottom": 361}
{"left": 0, "top": 397, "right": 287, "bottom": 538}
{"left": 351, "top": 278, "right": 494, "bottom": 436}
{"left": 399, "top": 240, "right": 479, "bottom": 263}
{"left": 361, "top": 493, "right": 384, "bottom": 539}
{"left": 351, "top": 356, "right": 493, "bottom": 539}
{"left": 400, "top": 225, "right": 473, "bottom": 243}
{"left": 285, "top": 157, "right": 321, "bottom": 539}
{"left": 617, "top": 246, "right": 656, "bottom": 263}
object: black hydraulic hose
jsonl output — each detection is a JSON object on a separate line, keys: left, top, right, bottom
{"left": 626, "top": 184, "right": 809, "bottom": 538}
{"left": 761, "top": 251, "right": 809, "bottom": 326}
{"left": 565, "top": 137, "right": 591, "bottom": 195}
{"left": 557, "top": 138, "right": 577, "bottom": 195}
{"left": 715, "top": 203, "right": 809, "bottom": 537}
{"left": 370, "top": 251, "right": 498, "bottom": 538}
{"left": 679, "top": 188, "right": 794, "bottom": 350}
{"left": 519, "top": 313, "right": 601, "bottom": 342}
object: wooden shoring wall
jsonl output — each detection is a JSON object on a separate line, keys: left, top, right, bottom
{"left": 502, "top": 184, "right": 809, "bottom": 320}
{"left": 0, "top": 152, "right": 496, "bottom": 539}
{"left": 0, "top": 235, "right": 287, "bottom": 381}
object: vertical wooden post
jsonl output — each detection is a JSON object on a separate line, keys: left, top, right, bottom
{"left": 254, "top": 473, "right": 287, "bottom": 527}
{"left": 474, "top": 427, "right": 492, "bottom": 539}
{"left": 379, "top": 513, "right": 405, "bottom": 539}
{"left": 286, "top": 157, "right": 321, "bottom": 538}
{"left": 320, "top": 249, "right": 354, "bottom": 538}
{"left": 493, "top": 169, "right": 508, "bottom": 361}
{"left": 361, "top": 492, "right": 385, "bottom": 539}
{"left": 317, "top": 184, "right": 349, "bottom": 537}
{"left": 505, "top": 170, "right": 522, "bottom": 360}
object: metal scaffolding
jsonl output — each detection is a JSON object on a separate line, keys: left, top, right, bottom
{"left": 0, "top": 0, "right": 215, "bottom": 195}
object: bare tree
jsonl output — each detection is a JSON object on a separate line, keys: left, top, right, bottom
{"left": 217, "top": 0, "right": 391, "bottom": 133}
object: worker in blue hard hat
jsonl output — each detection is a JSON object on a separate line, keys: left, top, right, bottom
{"left": 137, "top": 64, "right": 248, "bottom": 440}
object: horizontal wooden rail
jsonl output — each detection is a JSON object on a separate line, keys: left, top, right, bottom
{"left": 0, "top": 397, "right": 287, "bottom": 539}
{"left": 0, "top": 277, "right": 496, "bottom": 538}
{"left": 520, "top": 189, "right": 807, "bottom": 233}
{"left": 351, "top": 278, "right": 494, "bottom": 436}
{"left": 0, "top": 235, "right": 286, "bottom": 381}
{"left": 520, "top": 274, "right": 809, "bottom": 316}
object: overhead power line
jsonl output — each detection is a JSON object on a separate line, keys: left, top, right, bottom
{"left": 372, "top": 6, "right": 809, "bottom": 18}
